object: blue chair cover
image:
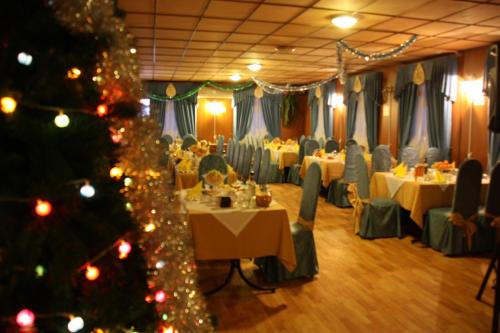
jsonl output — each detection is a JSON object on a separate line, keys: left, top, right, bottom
{"left": 345, "top": 139, "right": 357, "bottom": 147}
{"left": 287, "top": 138, "right": 307, "bottom": 185}
{"left": 226, "top": 139, "right": 234, "bottom": 164}
{"left": 401, "top": 146, "right": 419, "bottom": 168}
{"left": 256, "top": 163, "right": 322, "bottom": 282}
{"left": 325, "top": 139, "right": 339, "bottom": 153}
{"left": 318, "top": 137, "right": 325, "bottom": 149}
{"left": 181, "top": 136, "right": 197, "bottom": 150}
{"left": 216, "top": 135, "right": 224, "bottom": 155}
{"left": 425, "top": 147, "right": 441, "bottom": 166}
{"left": 258, "top": 149, "right": 271, "bottom": 185}
{"left": 422, "top": 159, "right": 486, "bottom": 255}
{"left": 304, "top": 140, "right": 320, "bottom": 157}
{"left": 198, "top": 154, "right": 228, "bottom": 183}
{"left": 355, "top": 154, "right": 402, "bottom": 239}
{"left": 161, "top": 134, "right": 173, "bottom": 145}
{"left": 372, "top": 145, "right": 392, "bottom": 173}
{"left": 231, "top": 141, "right": 239, "bottom": 168}
{"left": 240, "top": 144, "right": 255, "bottom": 180}
{"left": 252, "top": 147, "right": 262, "bottom": 182}
{"left": 236, "top": 143, "right": 247, "bottom": 174}
{"left": 299, "top": 135, "right": 305, "bottom": 144}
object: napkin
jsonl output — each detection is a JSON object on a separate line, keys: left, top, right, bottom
{"left": 434, "top": 170, "right": 446, "bottom": 183}
{"left": 393, "top": 162, "right": 407, "bottom": 178}
{"left": 186, "top": 181, "right": 203, "bottom": 201}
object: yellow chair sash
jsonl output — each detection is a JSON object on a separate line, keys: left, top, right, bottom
{"left": 297, "top": 215, "right": 314, "bottom": 230}
{"left": 347, "top": 184, "right": 370, "bottom": 234}
{"left": 449, "top": 212, "right": 478, "bottom": 250}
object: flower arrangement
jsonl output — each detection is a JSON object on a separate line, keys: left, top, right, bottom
{"left": 272, "top": 137, "right": 281, "bottom": 144}
{"left": 432, "top": 161, "right": 455, "bottom": 171}
{"left": 203, "top": 169, "right": 225, "bottom": 187}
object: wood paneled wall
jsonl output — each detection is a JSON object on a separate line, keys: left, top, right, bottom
{"left": 196, "top": 99, "right": 233, "bottom": 142}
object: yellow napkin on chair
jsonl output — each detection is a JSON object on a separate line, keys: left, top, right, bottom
{"left": 186, "top": 181, "right": 203, "bottom": 201}
{"left": 393, "top": 162, "right": 407, "bottom": 178}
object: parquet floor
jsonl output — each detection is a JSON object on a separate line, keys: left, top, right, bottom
{"left": 197, "top": 183, "right": 494, "bottom": 332}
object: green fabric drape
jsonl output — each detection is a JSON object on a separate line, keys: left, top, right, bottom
{"left": 323, "top": 82, "right": 335, "bottom": 138}
{"left": 308, "top": 89, "right": 318, "bottom": 135}
{"left": 143, "top": 81, "right": 167, "bottom": 131}
{"left": 233, "top": 87, "right": 255, "bottom": 140}
{"left": 343, "top": 76, "right": 358, "bottom": 140}
{"left": 262, "top": 92, "right": 282, "bottom": 138}
{"left": 362, "top": 72, "right": 383, "bottom": 152}
{"left": 395, "top": 55, "right": 457, "bottom": 160}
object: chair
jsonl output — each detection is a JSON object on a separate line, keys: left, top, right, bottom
{"left": 252, "top": 147, "right": 263, "bottom": 182}
{"left": 401, "top": 146, "right": 418, "bottom": 168}
{"left": 231, "top": 141, "right": 240, "bottom": 168}
{"left": 216, "top": 135, "right": 224, "bottom": 155}
{"left": 422, "top": 159, "right": 485, "bottom": 256}
{"left": 327, "top": 143, "right": 363, "bottom": 207}
{"left": 345, "top": 139, "right": 358, "bottom": 147}
{"left": 352, "top": 154, "right": 402, "bottom": 238}
{"left": 161, "top": 134, "right": 173, "bottom": 145}
{"left": 325, "top": 139, "right": 339, "bottom": 153}
{"left": 181, "top": 136, "right": 197, "bottom": 150}
{"left": 287, "top": 139, "right": 307, "bottom": 186}
{"left": 240, "top": 144, "right": 255, "bottom": 180}
{"left": 475, "top": 162, "right": 500, "bottom": 253}
{"left": 198, "top": 154, "right": 228, "bottom": 184}
{"left": 425, "top": 147, "right": 441, "bottom": 166}
{"left": 226, "top": 139, "right": 234, "bottom": 164}
{"left": 236, "top": 143, "right": 247, "bottom": 175}
{"left": 371, "top": 145, "right": 392, "bottom": 173}
{"left": 256, "top": 163, "right": 322, "bottom": 282}
{"left": 299, "top": 135, "right": 305, "bottom": 144}
{"left": 258, "top": 149, "right": 271, "bottom": 185}
{"left": 304, "top": 140, "right": 320, "bottom": 156}
{"left": 318, "top": 137, "right": 325, "bottom": 149}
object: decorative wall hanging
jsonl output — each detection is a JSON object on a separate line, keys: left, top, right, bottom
{"left": 315, "top": 86, "right": 322, "bottom": 98}
{"left": 166, "top": 83, "right": 176, "bottom": 97}
{"left": 147, "top": 80, "right": 255, "bottom": 101}
{"left": 412, "top": 63, "right": 425, "bottom": 86}
{"left": 254, "top": 86, "right": 263, "bottom": 98}
{"left": 353, "top": 76, "right": 362, "bottom": 93}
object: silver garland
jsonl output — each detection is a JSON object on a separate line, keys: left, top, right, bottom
{"left": 337, "top": 35, "right": 417, "bottom": 62}
{"left": 252, "top": 75, "right": 338, "bottom": 94}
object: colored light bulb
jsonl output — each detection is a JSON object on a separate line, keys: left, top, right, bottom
{"left": 67, "top": 67, "right": 81, "bottom": 79}
{"left": 35, "top": 199, "right": 52, "bottom": 217}
{"left": 144, "top": 223, "right": 156, "bottom": 232}
{"left": 17, "top": 52, "right": 33, "bottom": 66}
{"left": 1, "top": 96, "right": 17, "bottom": 114}
{"left": 96, "top": 104, "right": 108, "bottom": 117}
{"left": 67, "top": 316, "right": 84, "bottom": 332}
{"left": 109, "top": 166, "right": 123, "bottom": 179}
{"left": 118, "top": 240, "right": 132, "bottom": 259}
{"left": 54, "top": 112, "right": 70, "bottom": 128}
{"left": 85, "top": 265, "right": 100, "bottom": 281}
{"left": 80, "top": 183, "right": 95, "bottom": 198}
{"left": 16, "top": 309, "right": 35, "bottom": 327}
{"left": 35, "top": 265, "right": 45, "bottom": 277}
{"left": 155, "top": 290, "right": 166, "bottom": 303}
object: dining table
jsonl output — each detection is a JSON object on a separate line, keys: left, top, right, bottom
{"left": 183, "top": 189, "right": 296, "bottom": 294}
{"left": 266, "top": 143, "right": 299, "bottom": 170}
{"left": 370, "top": 171, "right": 489, "bottom": 228}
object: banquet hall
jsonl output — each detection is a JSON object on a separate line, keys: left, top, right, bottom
{"left": 116, "top": 0, "right": 500, "bottom": 331}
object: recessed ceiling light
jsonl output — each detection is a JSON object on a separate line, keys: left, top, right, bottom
{"left": 130, "top": 48, "right": 137, "bottom": 54}
{"left": 247, "top": 63, "right": 262, "bottom": 72}
{"left": 230, "top": 73, "right": 241, "bottom": 81}
{"left": 331, "top": 15, "right": 357, "bottom": 29}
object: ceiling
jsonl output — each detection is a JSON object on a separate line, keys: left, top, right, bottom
{"left": 117, "top": 0, "right": 500, "bottom": 83}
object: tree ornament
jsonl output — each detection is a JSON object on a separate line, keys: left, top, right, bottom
{"left": 16, "top": 309, "right": 35, "bottom": 327}
{"left": 54, "top": 111, "right": 70, "bottom": 128}
{"left": 1, "top": 96, "right": 17, "bottom": 114}
{"left": 35, "top": 199, "right": 52, "bottom": 217}
{"left": 166, "top": 83, "right": 176, "bottom": 98}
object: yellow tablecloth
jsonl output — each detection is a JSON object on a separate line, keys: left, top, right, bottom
{"left": 175, "top": 168, "right": 238, "bottom": 190}
{"left": 187, "top": 201, "right": 296, "bottom": 271}
{"left": 370, "top": 172, "right": 488, "bottom": 229}
{"left": 300, "top": 155, "right": 345, "bottom": 187}
{"left": 266, "top": 144, "right": 299, "bottom": 170}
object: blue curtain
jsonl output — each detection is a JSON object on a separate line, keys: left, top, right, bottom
{"left": 343, "top": 76, "right": 358, "bottom": 140}
{"left": 174, "top": 83, "right": 199, "bottom": 138}
{"left": 261, "top": 92, "right": 282, "bottom": 138}
{"left": 233, "top": 87, "right": 255, "bottom": 140}
{"left": 484, "top": 44, "right": 500, "bottom": 172}
{"left": 323, "top": 82, "right": 335, "bottom": 138}
{"left": 308, "top": 89, "right": 318, "bottom": 135}
{"left": 362, "top": 72, "right": 383, "bottom": 152}
{"left": 395, "top": 55, "right": 457, "bottom": 160}
{"left": 143, "top": 81, "right": 167, "bottom": 132}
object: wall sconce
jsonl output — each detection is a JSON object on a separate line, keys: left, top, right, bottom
{"left": 206, "top": 101, "right": 226, "bottom": 141}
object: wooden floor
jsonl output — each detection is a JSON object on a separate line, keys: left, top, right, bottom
{"left": 197, "top": 183, "right": 495, "bottom": 333}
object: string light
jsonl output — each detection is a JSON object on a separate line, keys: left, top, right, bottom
{"left": 129, "top": 48, "right": 137, "bottom": 54}
{"left": 80, "top": 182, "right": 95, "bottom": 198}
{"left": 252, "top": 76, "right": 336, "bottom": 94}
{"left": 124, "top": 177, "right": 132, "bottom": 187}
{"left": 111, "top": 131, "right": 123, "bottom": 143}
{"left": 35, "top": 265, "right": 46, "bottom": 277}
{"left": 17, "top": 52, "right": 33, "bottom": 66}
{"left": 1, "top": 96, "right": 17, "bottom": 114}
{"left": 155, "top": 260, "right": 166, "bottom": 269}
{"left": 118, "top": 240, "right": 132, "bottom": 259}
{"left": 229, "top": 74, "right": 241, "bottom": 82}
{"left": 96, "top": 104, "right": 108, "bottom": 117}
{"left": 247, "top": 63, "right": 262, "bottom": 72}
{"left": 159, "top": 325, "right": 177, "bottom": 333}
{"left": 144, "top": 223, "right": 156, "bottom": 232}
{"left": 67, "top": 316, "right": 84, "bottom": 332}
{"left": 154, "top": 290, "right": 166, "bottom": 303}
{"left": 109, "top": 166, "right": 124, "bottom": 180}
{"left": 35, "top": 199, "right": 52, "bottom": 217}
{"left": 85, "top": 265, "right": 100, "bottom": 281}
{"left": 16, "top": 309, "right": 35, "bottom": 327}
{"left": 67, "top": 67, "right": 82, "bottom": 79}
{"left": 54, "top": 111, "right": 70, "bottom": 128}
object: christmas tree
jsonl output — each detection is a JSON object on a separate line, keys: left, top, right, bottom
{"left": 0, "top": 1, "right": 212, "bottom": 332}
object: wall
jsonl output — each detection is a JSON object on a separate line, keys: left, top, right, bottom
{"left": 196, "top": 98, "right": 233, "bottom": 142}
{"left": 281, "top": 93, "right": 308, "bottom": 140}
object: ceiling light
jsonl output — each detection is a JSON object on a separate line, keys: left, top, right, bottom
{"left": 230, "top": 73, "right": 241, "bottom": 81}
{"left": 274, "top": 46, "right": 296, "bottom": 53}
{"left": 247, "top": 63, "right": 262, "bottom": 72}
{"left": 331, "top": 15, "right": 357, "bottom": 29}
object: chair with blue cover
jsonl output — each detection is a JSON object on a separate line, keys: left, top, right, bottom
{"left": 231, "top": 141, "right": 240, "bottom": 168}
{"left": 299, "top": 135, "right": 306, "bottom": 144}
{"left": 256, "top": 163, "right": 322, "bottom": 282}
{"left": 161, "top": 134, "right": 174, "bottom": 145}
{"left": 304, "top": 140, "right": 320, "bottom": 156}
{"left": 372, "top": 145, "right": 392, "bottom": 173}
{"left": 198, "top": 154, "right": 228, "bottom": 184}
{"left": 216, "top": 135, "right": 224, "bottom": 155}
{"left": 240, "top": 144, "right": 255, "bottom": 180}
{"left": 252, "top": 147, "right": 263, "bottom": 182}
{"left": 345, "top": 139, "right": 358, "bottom": 147}
{"left": 287, "top": 138, "right": 308, "bottom": 185}
{"left": 422, "top": 159, "right": 484, "bottom": 256}
{"left": 267, "top": 157, "right": 285, "bottom": 183}
{"left": 425, "top": 147, "right": 441, "bottom": 166}
{"left": 226, "top": 139, "right": 234, "bottom": 164}
{"left": 401, "top": 146, "right": 419, "bottom": 168}
{"left": 236, "top": 143, "right": 247, "bottom": 175}
{"left": 181, "top": 136, "right": 197, "bottom": 150}
{"left": 318, "top": 137, "right": 325, "bottom": 149}
{"left": 257, "top": 149, "right": 271, "bottom": 185}
{"left": 351, "top": 154, "right": 402, "bottom": 238}
{"left": 325, "top": 139, "right": 339, "bottom": 153}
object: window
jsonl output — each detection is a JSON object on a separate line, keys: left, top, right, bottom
{"left": 408, "top": 84, "right": 429, "bottom": 161}
{"left": 353, "top": 92, "right": 369, "bottom": 149}
{"left": 161, "top": 100, "right": 179, "bottom": 138}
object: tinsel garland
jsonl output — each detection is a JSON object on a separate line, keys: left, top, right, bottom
{"left": 51, "top": 0, "right": 213, "bottom": 332}
{"left": 147, "top": 80, "right": 255, "bottom": 101}
{"left": 337, "top": 35, "right": 417, "bottom": 61}
{"left": 252, "top": 76, "right": 337, "bottom": 94}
